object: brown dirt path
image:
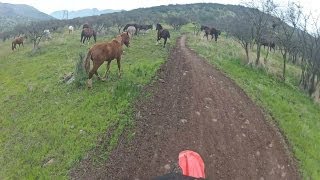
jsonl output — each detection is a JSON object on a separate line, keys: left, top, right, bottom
{"left": 71, "top": 35, "right": 300, "bottom": 179}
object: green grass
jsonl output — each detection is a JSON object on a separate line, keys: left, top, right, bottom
{"left": 187, "top": 34, "right": 320, "bottom": 179}
{"left": 0, "top": 28, "right": 178, "bottom": 179}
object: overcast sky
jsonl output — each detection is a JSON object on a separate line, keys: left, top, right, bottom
{"left": 0, "top": 0, "right": 319, "bottom": 16}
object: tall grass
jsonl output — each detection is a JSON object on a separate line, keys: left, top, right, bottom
{"left": 187, "top": 33, "right": 320, "bottom": 179}
{"left": 0, "top": 28, "right": 178, "bottom": 179}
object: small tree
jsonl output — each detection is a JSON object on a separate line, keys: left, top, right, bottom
{"left": 26, "top": 22, "right": 46, "bottom": 52}
{"left": 243, "top": 0, "right": 277, "bottom": 66}
{"left": 228, "top": 16, "right": 253, "bottom": 64}
{"left": 111, "top": 14, "right": 127, "bottom": 33}
{"left": 166, "top": 16, "right": 189, "bottom": 31}
{"left": 299, "top": 13, "right": 320, "bottom": 101}
{"left": 275, "top": 2, "right": 302, "bottom": 82}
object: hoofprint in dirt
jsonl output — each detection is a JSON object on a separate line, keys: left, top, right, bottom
{"left": 71, "top": 35, "right": 299, "bottom": 179}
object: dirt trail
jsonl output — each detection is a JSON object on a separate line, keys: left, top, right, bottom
{"left": 71, "top": 35, "right": 299, "bottom": 179}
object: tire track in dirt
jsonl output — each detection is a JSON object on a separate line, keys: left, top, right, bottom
{"left": 71, "top": 35, "right": 300, "bottom": 179}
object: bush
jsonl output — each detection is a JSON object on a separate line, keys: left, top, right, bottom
{"left": 74, "top": 52, "right": 87, "bottom": 87}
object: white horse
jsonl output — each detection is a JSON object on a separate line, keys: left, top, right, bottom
{"left": 126, "top": 26, "right": 136, "bottom": 38}
{"left": 43, "top": 29, "right": 52, "bottom": 40}
{"left": 68, "top": 26, "right": 74, "bottom": 34}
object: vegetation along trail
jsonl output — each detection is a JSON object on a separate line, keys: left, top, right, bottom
{"left": 72, "top": 35, "right": 300, "bottom": 179}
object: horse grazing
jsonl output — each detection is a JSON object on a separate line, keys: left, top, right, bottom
{"left": 137, "top": 24, "right": 153, "bottom": 35}
{"left": 12, "top": 36, "right": 24, "bottom": 51}
{"left": 68, "top": 26, "right": 74, "bottom": 34}
{"left": 123, "top": 24, "right": 138, "bottom": 31}
{"left": 126, "top": 26, "right": 136, "bottom": 38}
{"left": 156, "top": 23, "right": 170, "bottom": 47}
{"left": 139, "top": 24, "right": 153, "bottom": 31}
{"left": 201, "top": 25, "right": 221, "bottom": 42}
{"left": 80, "top": 28, "right": 97, "bottom": 44}
{"left": 84, "top": 32, "right": 130, "bottom": 88}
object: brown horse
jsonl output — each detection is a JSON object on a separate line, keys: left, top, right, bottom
{"left": 84, "top": 32, "right": 130, "bottom": 88}
{"left": 80, "top": 28, "right": 97, "bottom": 44}
{"left": 12, "top": 36, "right": 24, "bottom": 51}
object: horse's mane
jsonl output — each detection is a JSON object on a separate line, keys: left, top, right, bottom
{"left": 114, "top": 35, "right": 122, "bottom": 44}
{"left": 157, "top": 24, "right": 163, "bottom": 30}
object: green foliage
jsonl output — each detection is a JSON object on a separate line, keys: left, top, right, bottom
{"left": 188, "top": 34, "right": 320, "bottom": 179}
{"left": 0, "top": 28, "right": 178, "bottom": 178}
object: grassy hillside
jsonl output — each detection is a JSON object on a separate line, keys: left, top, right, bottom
{"left": 0, "top": 28, "right": 178, "bottom": 178}
{"left": 185, "top": 25, "right": 320, "bottom": 179}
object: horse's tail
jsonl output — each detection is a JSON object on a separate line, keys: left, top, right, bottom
{"left": 12, "top": 42, "right": 14, "bottom": 50}
{"left": 168, "top": 31, "right": 171, "bottom": 39}
{"left": 84, "top": 50, "right": 91, "bottom": 73}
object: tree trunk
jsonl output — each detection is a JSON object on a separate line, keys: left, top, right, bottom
{"left": 245, "top": 43, "right": 249, "bottom": 63}
{"left": 282, "top": 52, "right": 287, "bottom": 82}
{"left": 255, "top": 44, "right": 261, "bottom": 65}
{"left": 264, "top": 46, "right": 270, "bottom": 64}
{"left": 311, "top": 79, "right": 320, "bottom": 103}
{"left": 299, "top": 57, "right": 307, "bottom": 89}
{"left": 309, "top": 73, "right": 316, "bottom": 96}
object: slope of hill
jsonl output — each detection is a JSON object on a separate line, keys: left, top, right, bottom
{"left": 0, "top": 2, "right": 54, "bottom": 32}
{"left": 50, "top": 8, "right": 121, "bottom": 19}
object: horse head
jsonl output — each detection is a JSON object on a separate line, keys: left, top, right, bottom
{"left": 117, "top": 32, "right": 130, "bottom": 47}
{"left": 83, "top": 23, "right": 90, "bottom": 29}
{"left": 200, "top": 25, "right": 207, "bottom": 31}
{"left": 156, "top": 24, "right": 163, "bottom": 31}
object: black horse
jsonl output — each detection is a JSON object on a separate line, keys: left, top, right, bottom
{"left": 261, "top": 38, "right": 276, "bottom": 52}
{"left": 201, "top": 25, "right": 221, "bottom": 42}
{"left": 123, "top": 24, "right": 153, "bottom": 35}
{"left": 156, "top": 24, "right": 170, "bottom": 47}
{"left": 123, "top": 24, "right": 140, "bottom": 35}
{"left": 138, "top": 24, "right": 153, "bottom": 30}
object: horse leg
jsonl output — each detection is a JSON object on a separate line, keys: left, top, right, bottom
{"left": 163, "top": 38, "right": 167, "bottom": 47}
{"left": 87, "top": 37, "right": 90, "bottom": 44}
{"left": 156, "top": 37, "right": 160, "bottom": 45}
{"left": 117, "top": 58, "right": 121, "bottom": 78}
{"left": 102, "top": 61, "right": 112, "bottom": 81}
{"left": 95, "top": 71, "right": 101, "bottom": 80}
{"left": 87, "top": 60, "right": 103, "bottom": 88}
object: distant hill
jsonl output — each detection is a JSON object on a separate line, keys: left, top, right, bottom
{"left": 0, "top": 2, "right": 54, "bottom": 32}
{"left": 50, "top": 8, "right": 121, "bottom": 19}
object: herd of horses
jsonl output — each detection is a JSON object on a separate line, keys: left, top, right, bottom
{"left": 10, "top": 22, "right": 276, "bottom": 89}
{"left": 84, "top": 23, "right": 169, "bottom": 88}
